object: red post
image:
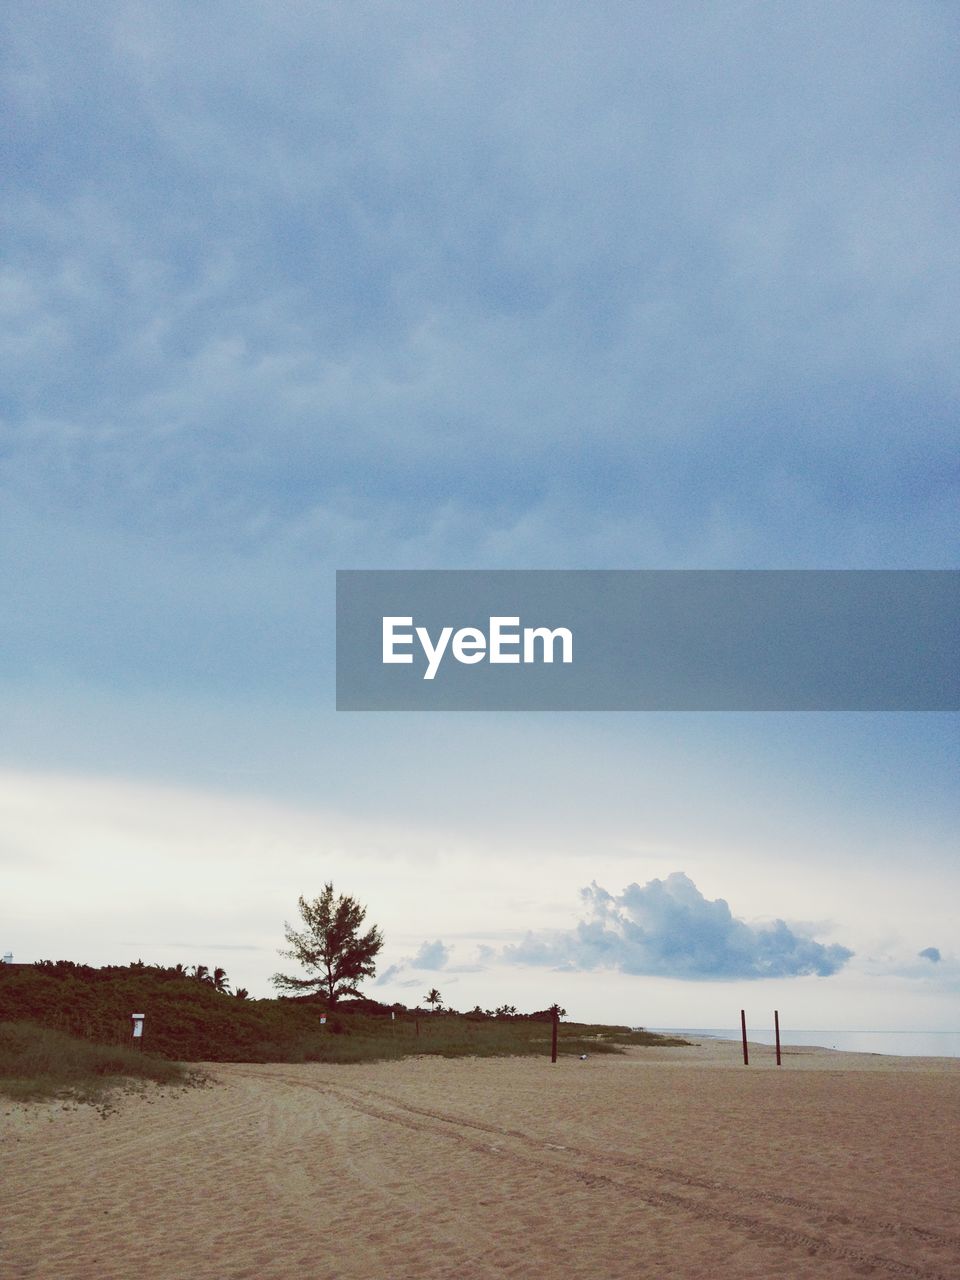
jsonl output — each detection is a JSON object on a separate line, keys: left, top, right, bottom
{"left": 740, "top": 1009, "right": 749, "bottom": 1065}
{"left": 774, "top": 1009, "right": 782, "bottom": 1066}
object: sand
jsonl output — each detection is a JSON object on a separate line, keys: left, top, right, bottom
{"left": 2, "top": 1038, "right": 959, "bottom": 1280}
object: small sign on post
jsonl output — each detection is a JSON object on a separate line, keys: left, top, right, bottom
{"left": 131, "top": 1013, "right": 145, "bottom": 1050}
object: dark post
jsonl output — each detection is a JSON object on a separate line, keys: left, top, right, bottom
{"left": 551, "top": 1005, "right": 559, "bottom": 1064}
{"left": 774, "top": 1009, "right": 782, "bottom": 1066}
{"left": 740, "top": 1009, "right": 749, "bottom": 1065}
{"left": 415, "top": 1015, "right": 420, "bottom": 1038}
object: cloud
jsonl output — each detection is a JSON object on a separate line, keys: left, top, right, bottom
{"left": 861, "top": 945, "right": 959, "bottom": 990}
{"left": 410, "top": 939, "right": 450, "bottom": 970}
{"left": 501, "top": 873, "right": 853, "bottom": 980}
{"left": 375, "top": 966, "right": 424, "bottom": 990}
{"left": 375, "top": 937, "right": 499, "bottom": 988}
{"left": 2, "top": 2, "right": 957, "bottom": 619}
{"left": 1, "top": 4, "right": 957, "bottom": 742}
{"left": 376, "top": 938, "right": 453, "bottom": 985}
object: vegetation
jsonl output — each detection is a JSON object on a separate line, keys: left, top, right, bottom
{"left": 0, "top": 887, "right": 691, "bottom": 1101}
{"left": 272, "top": 883, "right": 384, "bottom": 1005}
{"left": 244, "top": 1014, "right": 686, "bottom": 1065}
{"left": 0, "top": 960, "right": 690, "bottom": 1072}
{"left": 0, "top": 1021, "right": 189, "bottom": 1103}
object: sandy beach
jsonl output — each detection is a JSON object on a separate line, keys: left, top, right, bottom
{"left": 3, "top": 1039, "right": 959, "bottom": 1280}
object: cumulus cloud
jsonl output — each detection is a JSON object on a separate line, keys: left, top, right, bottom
{"left": 918, "top": 946, "right": 941, "bottom": 963}
{"left": 374, "top": 963, "right": 403, "bottom": 986}
{"left": 376, "top": 938, "right": 452, "bottom": 986}
{"left": 501, "top": 873, "right": 853, "bottom": 981}
{"left": 410, "top": 939, "right": 450, "bottom": 970}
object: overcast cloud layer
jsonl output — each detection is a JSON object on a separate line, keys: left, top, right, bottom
{"left": 3, "top": 1, "right": 959, "bottom": 699}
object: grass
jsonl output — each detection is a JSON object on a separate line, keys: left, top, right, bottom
{"left": 0, "top": 1021, "right": 191, "bottom": 1103}
{"left": 262, "top": 1013, "right": 692, "bottom": 1065}
{"left": 0, "top": 1011, "right": 691, "bottom": 1085}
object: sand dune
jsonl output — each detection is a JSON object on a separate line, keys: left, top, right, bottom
{"left": 3, "top": 1039, "right": 959, "bottom": 1279}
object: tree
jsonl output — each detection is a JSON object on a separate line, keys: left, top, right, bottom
{"left": 425, "top": 987, "right": 443, "bottom": 1011}
{"left": 211, "top": 966, "right": 230, "bottom": 992}
{"left": 272, "top": 883, "right": 384, "bottom": 1005}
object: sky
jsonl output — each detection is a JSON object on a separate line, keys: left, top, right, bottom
{"left": 2, "top": 1, "right": 957, "bottom": 1031}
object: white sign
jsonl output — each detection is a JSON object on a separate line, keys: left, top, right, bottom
{"left": 131, "top": 1013, "right": 145, "bottom": 1039}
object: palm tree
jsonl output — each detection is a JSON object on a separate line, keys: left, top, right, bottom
{"left": 192, "top": 964, "right": 210, "bottom": 983}
{"left": 234, "top": 987, "right": 249, "bottom": 1000}
{"left": 212, "top": 966, "right": 230, "bottom": 993}
{"left": 425, "top": 987, "right": 443, "bottom": 1011}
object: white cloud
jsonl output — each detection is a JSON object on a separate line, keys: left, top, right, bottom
{"left": 502, "top": 873, "right": 853, "bottom": 980}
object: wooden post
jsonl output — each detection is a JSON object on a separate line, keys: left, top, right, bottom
{"left": 774, "top": 1009, "right": 782, "bottom": 1066}
{"left": 415, "top": 1015, "right": 420, "bottom": 1038}
{"left": 740, "top": 1009, "right": 749, "bottom": 1065}
{"left": 550, "top": 1006, "right": 559, "bottom": 1064}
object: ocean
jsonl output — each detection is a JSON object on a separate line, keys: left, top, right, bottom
{"left": 650, "top": 1028, "right": 960, "bottom": 1058}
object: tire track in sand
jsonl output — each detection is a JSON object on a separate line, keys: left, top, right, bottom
{"left": 344, "top": 1079, "right": 960, "bottom": 1252}
{"left": 236, "top": 1067, "right": 959, "bottom": 1280}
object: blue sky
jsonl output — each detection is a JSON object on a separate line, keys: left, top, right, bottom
{"left": 2, "top": 2, "right": 957, "bottom": 1028}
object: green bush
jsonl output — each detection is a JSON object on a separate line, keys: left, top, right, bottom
{"left": 0, "top": 962, "right": 690, "bottom": 1067}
